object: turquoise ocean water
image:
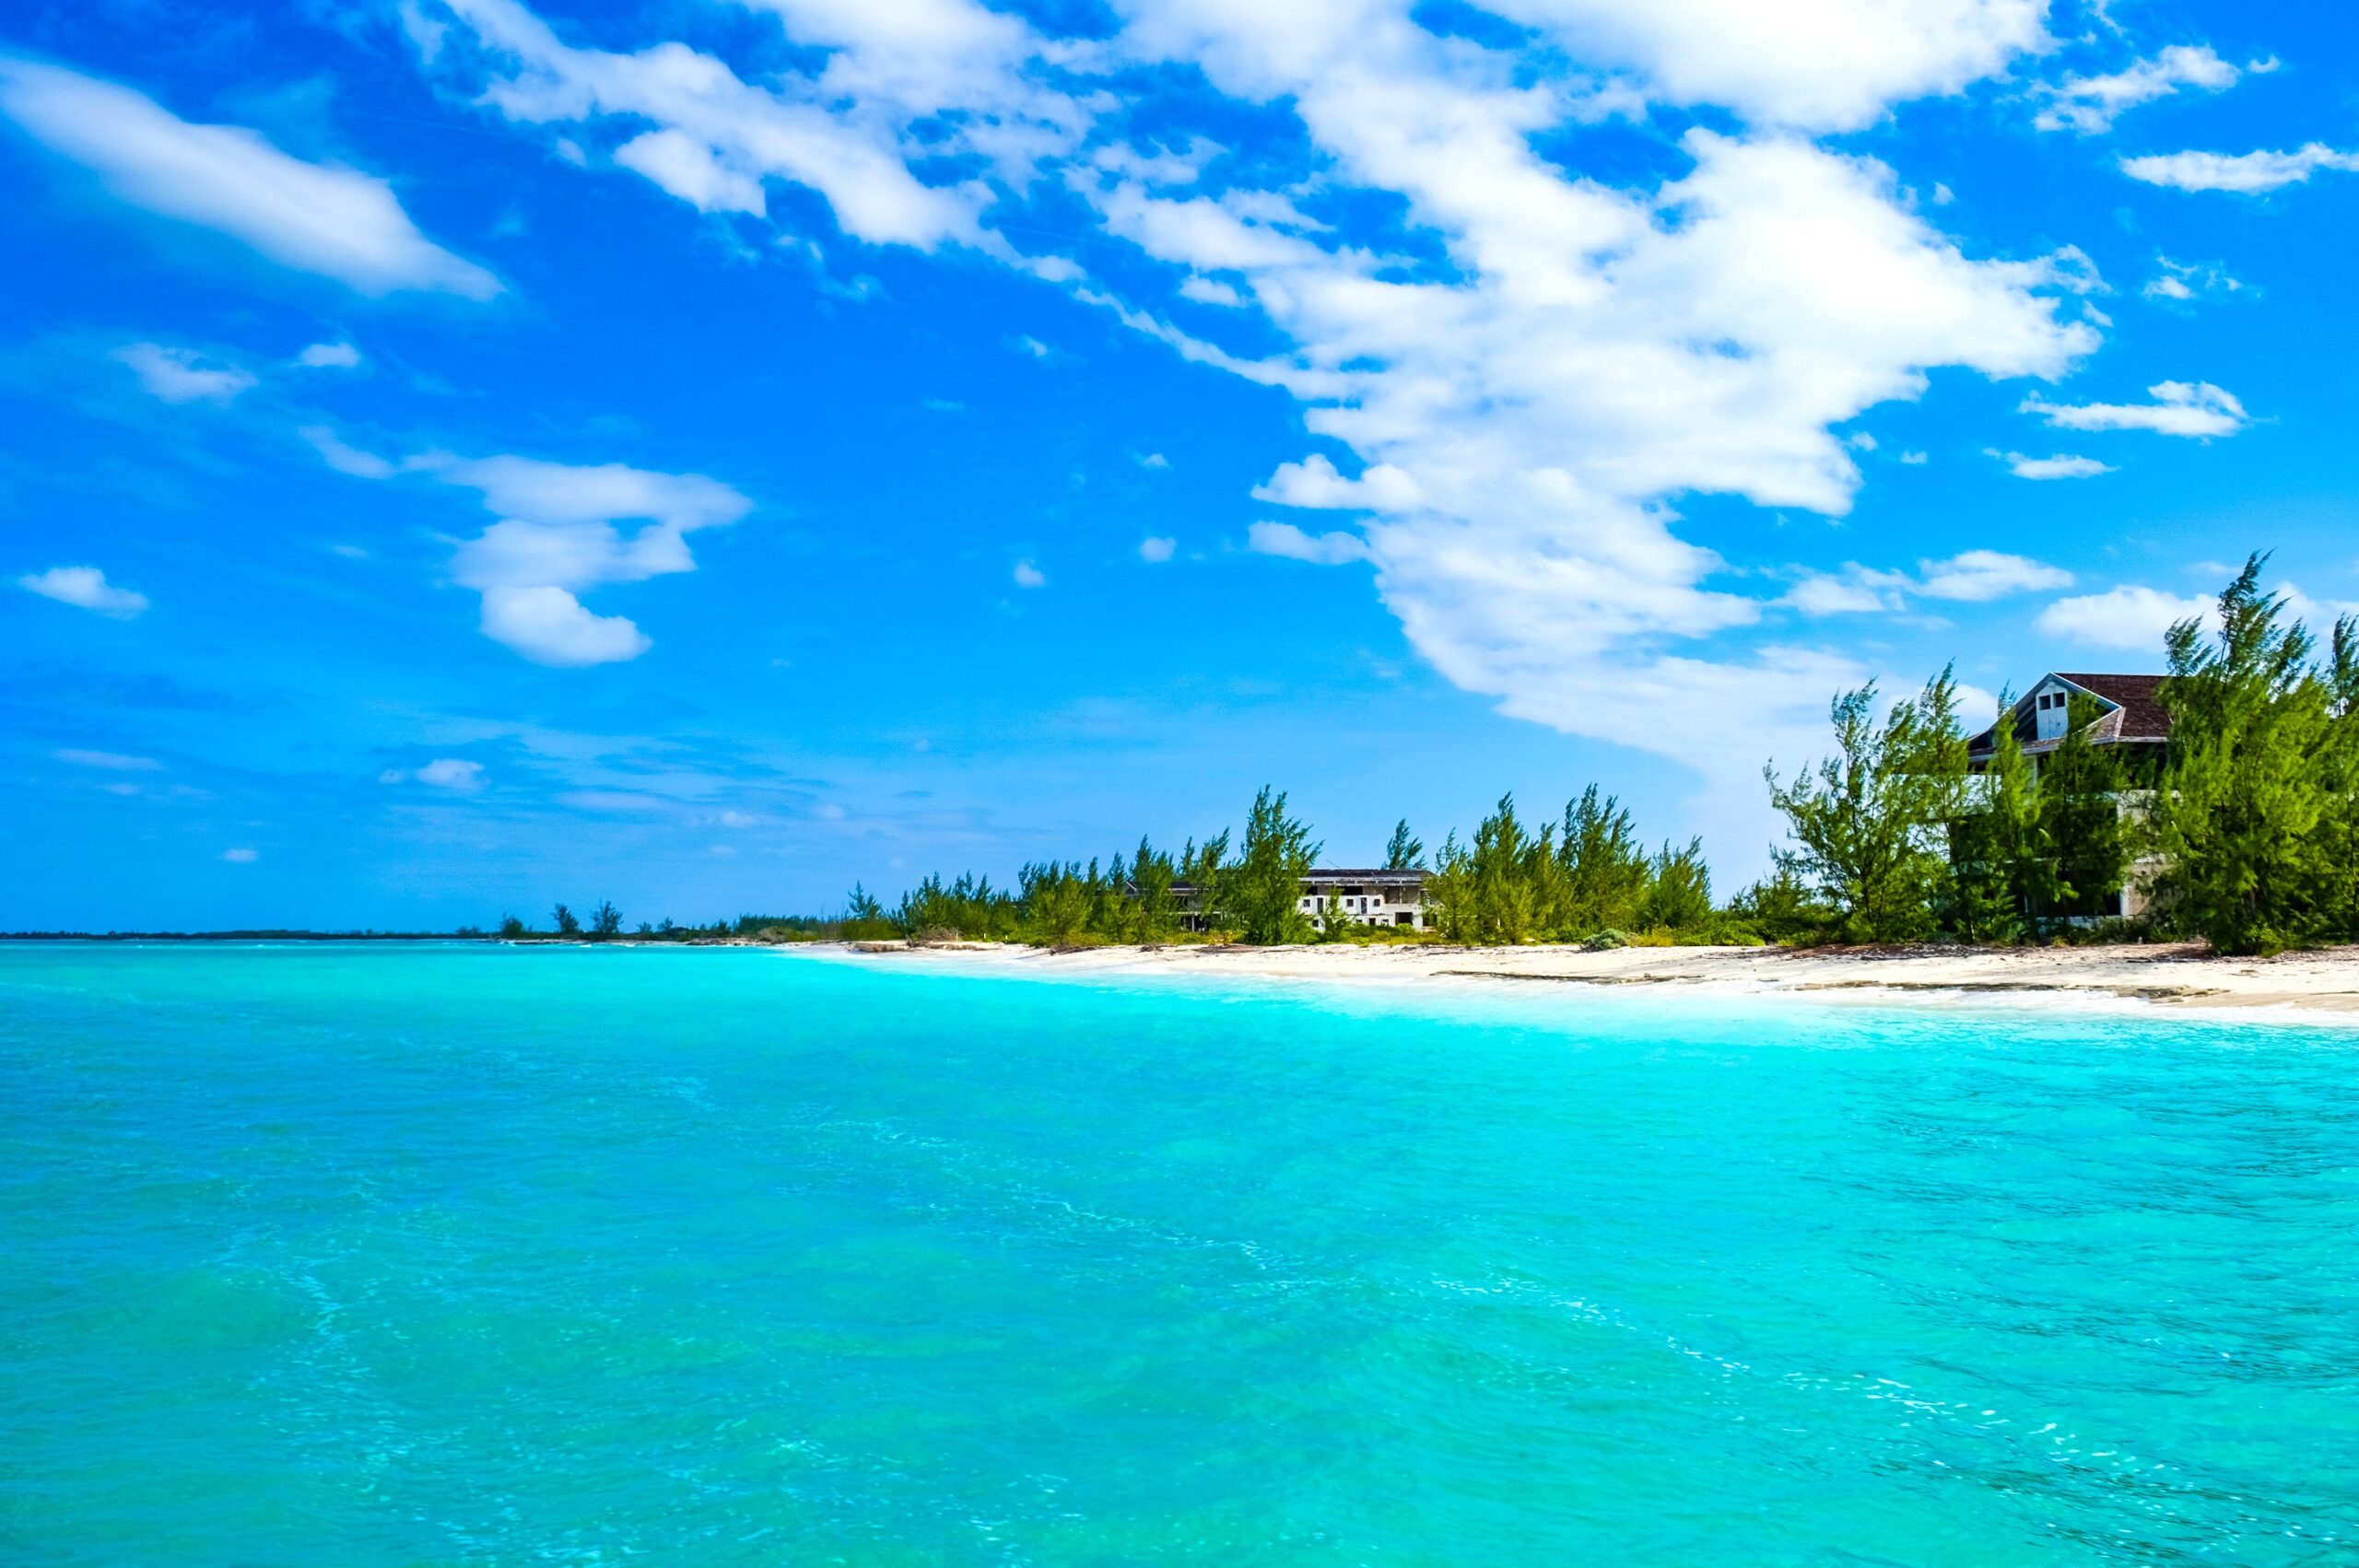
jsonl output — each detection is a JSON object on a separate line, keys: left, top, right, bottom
{"left": 2, "top": 943, "right": 2353, "bottom": 1565}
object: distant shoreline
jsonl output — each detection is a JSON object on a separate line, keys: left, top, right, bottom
{"left": 793, "top": 938, "right": 2359, "bottom": 1019}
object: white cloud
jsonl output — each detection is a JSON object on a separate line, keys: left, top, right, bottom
{"left": 434, "top": 0, "right": 1036, "bottom": 249}
{"left": 418, "top": 757, "right": 486, "bottom": 790}
{"left": 299, "top": 425, "right": 398, "bottom": 478}
{"left": 2142, "top": 256, "right": 2240, "bottom": 303}
{"left": 479, "top": 584, "right": 651, "bottom": 665}
{"left": 303, "top": 434, "right": 751, "bottom": 663}
{"left": 2036, "top": 585, "right": 2211, "bottom": 650}
{"left": 437, "top": 456, "right": 751, "bottom": 661}
{"left": 1993, "top": 451, "right": 2115, "bottom": 479}
{"left": 297, "top": 340, "right": 362, "bottom": 369}
{"left": 1137, "top": 451, "right": 1170, "bottom": 469}
{"left": 1012, "top": 559, "right": 1046, "bottom": 587}
{"left": 1783, "top": 548, "right": 2067, "bottom": 613}
{"left": 0, "top": 56, "right": 499, "bottom": 298}
{"left": 113, "top": 342, "right": 254, "bottom": 404}
{"left": 2035, "top": 45, "right": 2244, "bottom": 135}
{"left": 2020, "top": 380, "right": 2247, "bottom": 438}
{"left": 1480, "top": 0, "right": 2049, "bottom": 131}
{"left": 1179, "top": 275, "right": 1242, "bottom": 306}
{"left": 1252, "top": 453, "right": 1425, "bottom": 511}
{"left": 1899, "top": 450, "right": 1929, "bottom": 464}
{"left": 57, "top": 747, "right": 160, "bottom": 770}
{"left": 615, "top": 128, "right": 766, "bottom": 215}
{"left": 2121, "top": 144, "right": 2359, "bottom": 193}
{"left": 1783, "top": 568, "right": 1906, "bottom": 615}
{"left": 1138, "top": 535, "right": 1176, "bottom": 563}
{"left": 1010, "top": 333, "right": 1050, "bottom": 358}
{"left": 222, "top": 847, "right": 259, "bottom": 863}
{"left": 1249, "top": 521, "right": 1369, "bottom": 566}
{"left": 1916, "top": 548, "right": 2073, "bottom": 598}
{"left": 19, "top": 565, "right": 149, "bottom": 617}
{"left": 421, "top": 0, "right": 2119, "bottom": 860}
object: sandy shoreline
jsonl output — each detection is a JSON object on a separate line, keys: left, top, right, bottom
{"left": 789, "top": 937, "right": 2359, "bottom": 1019}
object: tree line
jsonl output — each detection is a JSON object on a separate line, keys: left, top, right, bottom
{"left": 1763, "top": 555, "right": 2359, "bottom": 955}
{"left": 497, "top": 555, "right": 2356, "bottom": 958}
{"left": 882, "top": 784, "right": 1744, "bottom": 948}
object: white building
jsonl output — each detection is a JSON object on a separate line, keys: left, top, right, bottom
{"left": 1166, "top": 868, "right": 1429, "bottom": 931}
{"left": 1963, "top": 671, "right": 2170, "bottom": 919}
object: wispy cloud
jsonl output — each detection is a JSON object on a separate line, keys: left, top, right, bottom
{"left": 19, "top": 565, "right": 149, "bottom": 618}
{"left": 1991, "top": 451, "right": 2115, "bottom": 479}
{"left": 0, "top": 55, "right": 499, "bottom": 297}
{"left": 2036, "top": 585, "right": 2212, "bottom": 649}
{"left": 113, "top": 342, "right": 254, "bottom": 404}
{"left": 1248, "top": 521, "right": 1369, "bottom": 566}
{"left": 2020, "top": 381, "right": 2247, "bottom": 438}
{"left": 2121, "top": 144, "right": 2359, "bottom": 193}
{"left": 56, "top": 747, "right": 160, "bottom": 770}
{"left": 2035, "top": 45, "right": 2246, "bottom": 135}
{"left": 302, "top": 431, "right": 754, "bottom": 665}
{"left": 417, "top": 0, "right": 2112, "bottom": 847}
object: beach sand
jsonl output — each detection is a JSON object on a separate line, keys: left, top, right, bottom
{"left": 799, "top": 937, "right": 2359, "bottom": 1017}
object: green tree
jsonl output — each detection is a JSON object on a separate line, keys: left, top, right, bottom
{"left": 591, "top": 900, "right": 623, "bottom": 938}
{"left": 1384, "top": 819, "right": 1426, "bottom": 870}
{"left": 498, "top": 913, "right": 527, "bottom": 939}
{"left": 1944, "top": 691, "right": 2047, "bottom": 942}
{"left": 1228, "top": 786, "right": 1319, "bottom": 943}
{"left": 1558, "top": 787, "right": 1649, "bottom": 935}
{"left": 2149, "top": 556, "right": 2333, "bottom": 954}
{"left": 1723, "top": 866, "right": 1833, "bottom": 945}
{"left": 1765, "top": 668, "right": 1967, "bottom": 943}
{"left": 1426, "top": 829, "right": 1472, "bottom": 942}
{"left": 551, "top": 902, "right": 581, "bottom": 936}
{"left": 1450, "top": 794, "right": 1540, "bottom": 942}
{"left": 1635, "top": 837, "right": 1712, "bottom": 930}
{"left": 1018, "top": 861, "right": 1091, "bottom": 944}
{"left": 1126, "top": 838, "right": 1181, "bottom": 943}
{"left": 2319, "top": 616, "right": 2359, "bottom": 938}
{"left": 2041, "top": 693, "right": 2130, "bottom": 922}
{"left": 1180, "top": 831, "right": 1230, "bottom": 938}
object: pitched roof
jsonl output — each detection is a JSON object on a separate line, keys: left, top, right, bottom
{"left": 2055, "top": 673, "right": 2169, "bottom": 740}
{"left": 1966, "top": 672, "right": 2170, "bottom": 755}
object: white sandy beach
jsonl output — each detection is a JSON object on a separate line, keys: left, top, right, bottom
{"left": 798, "top": 937, "right": 2359, "bottom": 1017}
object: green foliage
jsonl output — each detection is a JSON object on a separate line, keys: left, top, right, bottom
{"left": 1944, "top": 690, "right": 2047, "bottom": 943}
{"left": 2042, "top": 694, "right": 2130, "bottom": 922}
{"left": 1384, "top": 819, "right": 1426, "bottom": 870}
{"left": 1425, "top": 789, "right": 1702, "bottom": 944}
{"left": 1635, "top": 837, "right": 1713, "bottom": 930}
{"left": 1017, "top": 861, "right": 1094, "bottom": 944}
{"left": 1721, "top": 866, "right": 1835, "bottom": 945}
{"left": 1764, "top": 668, "right": 1967, "bottom": 943}
{"left": 551, "top": 902, "right": 581, "bottom": 937}
{"left": 499, "top": 914, "right": 527, "bottom": 939}
{"left": 1559, "top": 787, "right": 1650, "bottom": 934}
{"left": 2148, "top": 556, "right": 2335, "bottom": 954}
{"left": 591, "top": 900, "right": 623, "bottom": 938}
{"left": 1228, "top": 786, "right": 1320, "bottom": 943}
{"left": 2318, "top": 616, "right": 2359, "bottom": 938}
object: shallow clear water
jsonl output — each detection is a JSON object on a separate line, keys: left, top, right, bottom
{"left": 2, "top": 943, "right": 2353, "bottom": 1565}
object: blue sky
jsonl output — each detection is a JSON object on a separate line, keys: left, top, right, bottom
{"left": 4, "top": 0, "right": 2354, "bottom": 930}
